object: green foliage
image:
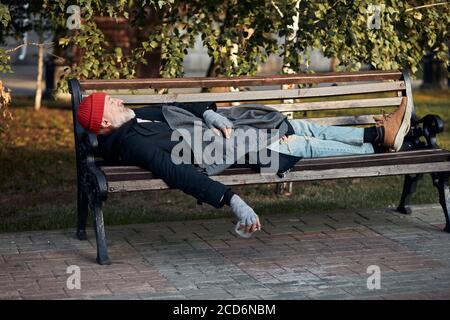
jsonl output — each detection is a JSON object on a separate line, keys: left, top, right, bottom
{"left": 0, "top": 1, "right": 53, "bottom": 41}
{"left": 57, "top": 20, "right": 137, "bottom": 91}
{"left": 290, "top": 0, "right": 449, "bottom": 74}
{"left": 0, "top": 80, "right": 12, "bottom": 141}
{"left": 0, "top": 1, "right": 54, "bottom": 74}
{"left": 1, "top": 1, "right": 449, "bottom": 91}
{"left": 45, "top": 0, "right": 177, "bottom": 91}
{"left": 0, "top": 48, "right": 11, "bottom": 73}
{"left": 0, "top": 1, "right": 10, "bottom": 28}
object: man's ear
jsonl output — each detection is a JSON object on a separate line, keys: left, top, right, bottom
{"left": 101, "top": 118, "right": 112, "bottom": 129}
{"left": 99, "top": 118, "right": 113, "bottom": 135}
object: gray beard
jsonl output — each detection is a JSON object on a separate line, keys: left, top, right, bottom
{"left": 111, "top": 108, "right": 136, "bottom": 128}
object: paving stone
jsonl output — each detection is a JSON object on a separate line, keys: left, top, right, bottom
{"left": 258, "top": 291, "right": 309, "bottom": 300}
{"left": 138, "top": 292, "right": 187, "bottom": 300}
{"left": 94, "top": 293, "right": 142, "bottom": 300}
{"left": 1, "top": 204, "right": 450, "bottom": 299}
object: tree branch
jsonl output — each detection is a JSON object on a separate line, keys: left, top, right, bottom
{"left": 5, "top": 42, "right": 51, "bottom": 53}
{"left": 4, "top": 42, "right": 66, "bottom": 62}
{"left": 271, "top": 0, "right": 283, "bottom": 18}
{"left": 405, "top": 2, "right": 449, "bottom": 12}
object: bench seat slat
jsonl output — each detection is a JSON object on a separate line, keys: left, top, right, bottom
{"left": 99, "top": 149, "right": 450, "bottom": 175}
{"left": 100, "top": 150, "right": 450, "bottom": 192}
{"left": 105, "top": 161, "right": 450, "bottom": 192}
{"left": 103, "top": 151, "right": 450, "bottom": 179}
{"left": 85, "top": 81, "right": 406, "bottom": 104}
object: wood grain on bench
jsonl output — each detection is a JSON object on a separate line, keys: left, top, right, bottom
{"left": 82, "top": 81, "right": 406, "bottom": 104}
{"left": 79, "top": 70, "right": 403, "bottom": 90}
{"left": 101, "top": 149, "right": 450, "bottom": 192}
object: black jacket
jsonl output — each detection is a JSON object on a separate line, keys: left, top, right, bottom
{"left": 97, "top": 101, "right": 216, "bottom": 162}
{"left": 97, "top": 102, "right": 231, "bottom": 208}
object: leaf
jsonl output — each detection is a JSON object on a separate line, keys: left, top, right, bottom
{"left": 413, "top": 12, "right": 422, "bottom": 20}
{"left": 58, "top": 37, "right": 70, "bottom": 46}
{"left": 405, "top": 18, "right": 413, "bottom": 28}
{"left": 32, "top": 0, "right": 450, "bottom": 82}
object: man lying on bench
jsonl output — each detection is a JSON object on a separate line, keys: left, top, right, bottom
{"left": 76, "top": 93, "right": 411, "bottom": 238}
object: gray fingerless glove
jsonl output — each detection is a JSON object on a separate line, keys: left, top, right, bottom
{"left": 230, "top": 194, "right": 258, "bottom": 227}
{"left": 203, "top": 110, "right": 233, "bottom": 131}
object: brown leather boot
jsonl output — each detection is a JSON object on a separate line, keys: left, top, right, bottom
{"left": 373, "top": 96, "right": 412, "bottom": 151}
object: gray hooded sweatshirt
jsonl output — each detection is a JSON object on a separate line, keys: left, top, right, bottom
{"left": 162, "top": 104, "right": 288, "bottom": 175}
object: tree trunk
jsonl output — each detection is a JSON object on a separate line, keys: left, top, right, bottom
{"left": 421, "top": 52, "right": 449, "bottom": 89}
{"left": 277, "top": 0, "right": 301, "bottom": 196}
{"left": 206, "top": 58, "right": 216, "bottom": 77}
{"left": 330, "top": 57, "right": 340, "bottom": 71}
{"left": 34, "top": 43, "right": 44, "bottom": 111}
{"left": 131, "top": 8, "right": 162, "bottom": 78}
{"left": 87, "top": 13, "right": 162, "bottom": 79}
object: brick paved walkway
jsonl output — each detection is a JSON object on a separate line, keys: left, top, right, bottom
{"left": 1, "top": 204, "right": 450, "bottom": 300}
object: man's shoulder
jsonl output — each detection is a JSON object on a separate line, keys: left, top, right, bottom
{"left": 133, "top": 105, "right": 163, "bottom": 119}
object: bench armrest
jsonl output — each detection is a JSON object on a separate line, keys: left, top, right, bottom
{"left": 82, "top": 132, "right": 99, "bottom": 152}
{"left": 417, "top": 114, "right": 444, "bottom": 134}
{"left": 78, "top": 131, "right": 108, "bottom": 201}
{"left": 416, "top": 114, "right": 444, "bottom": 148}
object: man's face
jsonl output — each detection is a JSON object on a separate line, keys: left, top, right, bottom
{"left": 100, "top": 95, "right": 135, "bottom": 134}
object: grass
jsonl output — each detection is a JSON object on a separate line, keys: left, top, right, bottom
{"left": 0, "top": 89, "right": 449, "bottom": 233}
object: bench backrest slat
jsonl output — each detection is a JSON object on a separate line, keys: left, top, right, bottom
{"left": 82, "top": 81, "right": 405, "bottom": 104}
{"left": 263, "top": 97, "right": 403, "bottom": 112}
{"left": 71, "top": 70, "right": 412, "bottom": 141}
{"left": 79, "top": 70, "right": 403, "bottom": 90}
{"left": 306, "top": 114, "right": 381, "bottom": 126}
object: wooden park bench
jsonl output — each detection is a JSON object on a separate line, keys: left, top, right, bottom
{"left": 68, "top": 70, "right": 450, "bottom": 265}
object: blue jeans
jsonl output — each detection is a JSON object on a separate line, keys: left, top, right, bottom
{"left": 268, "top": 119, "right": 374, "bottom": 158}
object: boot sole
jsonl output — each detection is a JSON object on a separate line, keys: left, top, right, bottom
{"left": 392, "top": 99, "right": 413, "bottom": 151}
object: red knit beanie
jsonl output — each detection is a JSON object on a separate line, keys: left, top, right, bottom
{"left": 77, "top": 92, "right": 107, "bottom": 134}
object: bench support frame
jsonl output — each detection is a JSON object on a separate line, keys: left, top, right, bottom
{"left": 69, "top": 79, "right": 110, "bottom": 265}
{"left": 432, "top": 172, "right": 450, "bottom": 233}
{"left": 395, "top": 72, "right": 449, "bottom": 226}
{"left": 397, "top": 174, "right": 423, "bottom": 215}
{"left": 81, "top": 142, "right": 110, "bottom": 265}
{"left": 396, "top": 113, "right": 446, "bottom": 216}
{"left": 76, "top": 190, "right": 89, "bottom": 240}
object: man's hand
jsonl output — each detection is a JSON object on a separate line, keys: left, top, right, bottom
{"left": 203, "top": 110, "right": 233, "bottom": 139}
{"left": 237, "top": 215, "right": 262, "bottom": 234}
{"left": 230, "top": 194, "right": 262, "bottom": 238}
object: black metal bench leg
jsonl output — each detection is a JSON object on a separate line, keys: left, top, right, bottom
{"left": 92, "top": 199, "right": 111, "bottom": 265}
{"left": 432, "top": 173, "right": 450, "bottom": 233}
{"left": 397, "top": 174, "right": 423, "bottom": 214}
{"left": 76, "top": 190, "right": 89, "bottom": 240}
